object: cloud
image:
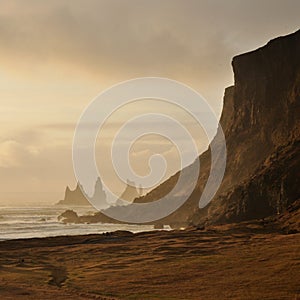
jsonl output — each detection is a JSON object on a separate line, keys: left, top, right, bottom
{"left": 0, "top": 140, "right": 39, "bottom": 168}
{"left": 39, "top": 123, "right": 76, "bottom": 131}
{"left": 0, "top": 139, "right": 74, "bottom": 205}
{"left": 0, "top": 0, "right": 299, "bottom": 204}
{"left": 1, "top": 0, "right": 299, "bottom": 86}
{"left": 0, "top": 0, "right": 298, "bottom": 118}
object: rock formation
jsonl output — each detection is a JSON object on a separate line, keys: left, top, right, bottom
{"left": 57, "top": 182, "right": 91, "bottom": 206}
{"left": 58, "top": 210, "right": 79, "bottom": 224}
{"left": 57, "top": 177, "right": 108, "bottom": 209}
{"left": 90, "top": 177, "right": 109, "bottom": 209}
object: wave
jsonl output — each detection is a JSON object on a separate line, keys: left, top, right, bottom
{"left": 0, "top": 206, "right": 155, "bottom": 240}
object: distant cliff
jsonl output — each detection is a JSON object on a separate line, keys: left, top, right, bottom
{"left": 134, "top": 29, "right": 300, "bottom": 227}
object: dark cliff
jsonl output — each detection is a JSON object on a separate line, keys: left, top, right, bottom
{"left": 135, "top": 29, "right": 300, "bottom": 227}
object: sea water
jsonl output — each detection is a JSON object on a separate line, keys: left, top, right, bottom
{"left": 0, "top": 206, "right": 155, "bottom": 240}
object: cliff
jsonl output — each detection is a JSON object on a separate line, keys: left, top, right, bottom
{"left": 134, "top": 29, "right": 300, "bottom": 227}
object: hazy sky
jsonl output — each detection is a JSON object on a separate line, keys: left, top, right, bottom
{"left": 0, "top": 0, "right": 299, "bottom": 205}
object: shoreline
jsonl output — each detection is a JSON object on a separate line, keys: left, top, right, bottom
{"left": 0, "top": 220, "right": 299, "bottom": 299}
{"left": 0, "top": 205, "right": 160, "bottom": 241}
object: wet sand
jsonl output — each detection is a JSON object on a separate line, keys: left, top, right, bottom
{"left": 0, "top": 222, "right": 299, "bottom": 299}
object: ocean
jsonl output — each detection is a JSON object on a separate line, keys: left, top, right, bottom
{"left": 0, "top": 206, "right": 156, "bottom": 240}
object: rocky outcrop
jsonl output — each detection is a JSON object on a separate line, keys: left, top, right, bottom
{"left": 134, "top": 29, "right": 300, "bottom": 227}
{"left": 58, "top": 210, "right": 80, "bottom": 224}
{"left": 57, "top": 183, "right": 92, "bottom": 207}
{"left": 90, "top": 177, "right": 108, "bottom": 209}
{"left": 58, "top": 208, "right": 124, "bottom": 224}
{"left": 57, "top": 177, "right": 108, "bottom": 209}
{"left": 57, "top": 179, "right": 145, "bottom": 224}
{"left": 275, "top": 198, "right": 300, "bottom": 234}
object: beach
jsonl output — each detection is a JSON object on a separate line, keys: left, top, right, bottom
{"left": 0, "top": 221, "right": 299, "bottom": 299}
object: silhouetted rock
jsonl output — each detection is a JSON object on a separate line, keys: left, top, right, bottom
{"left": 57, "top": 183, "right": 91, "bottom": 206}
{"left": 58, "top": 210, "right": 79, "bottom": 224}
{"left": 57, "top": 177, "right": 108, "bottom": 209}
{"left": 90, "top": 177, "right": 108, "bottom": 209}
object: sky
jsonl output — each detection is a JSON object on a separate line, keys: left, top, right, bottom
{"left": 0, "top": 0, "right": 299, "bottom": 205}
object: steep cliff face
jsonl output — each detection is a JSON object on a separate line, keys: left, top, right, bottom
{"left": 135, "top": 30, "right": 300, "bottom": 226}
{"left": 203, "top": 30, "right": 300, "bottom": 224}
